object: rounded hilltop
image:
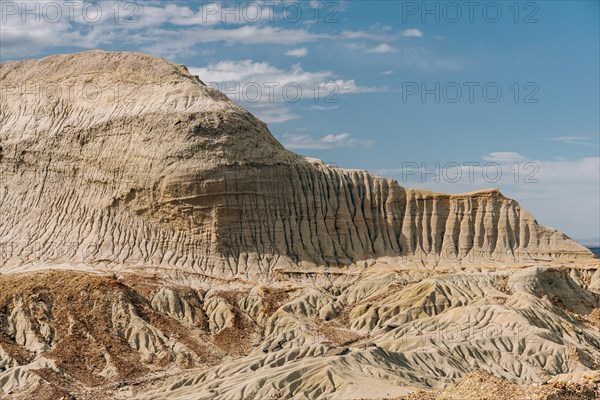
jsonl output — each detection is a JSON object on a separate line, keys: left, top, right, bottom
{"left": 0, "top": 50, "right": 297, "bottom": 168}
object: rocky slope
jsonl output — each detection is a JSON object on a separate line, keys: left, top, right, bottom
{"left": 0, "top": 51, "right": 598, "bottom": 399}
{"left": 1, "top": 266, "right": 599, "bottom": 399}
{"left": 0, "top": 51, "right": 593, "bottom": 283}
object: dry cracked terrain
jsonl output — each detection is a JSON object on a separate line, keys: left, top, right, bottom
{"left": 0, "top": 51, "right": 598, "bottom": 399}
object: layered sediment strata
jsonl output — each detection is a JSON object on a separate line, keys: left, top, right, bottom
{"left": 0, "top": 51, "right": 592, "bottom": 282}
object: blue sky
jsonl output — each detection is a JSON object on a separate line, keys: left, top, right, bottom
{"left": 1, "top": 1, "right": 599, "bottom": 240}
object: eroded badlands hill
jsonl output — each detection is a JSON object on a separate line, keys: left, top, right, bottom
{"left": 0, "top": 51, "right": 593, "bottom": 282}
{"left": 0, "top": 51, "right": 598, "bottom": 399}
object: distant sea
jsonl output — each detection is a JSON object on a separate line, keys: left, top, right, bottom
{"left": 588, "top": 247, "right": 600, "bottom": 258}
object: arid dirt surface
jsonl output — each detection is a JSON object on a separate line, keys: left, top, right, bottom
{"left": 1, "top": 265, "right": 599, "bottom": 399}
{"left": 394, "top": 371, "right": 599, "bottom": 399}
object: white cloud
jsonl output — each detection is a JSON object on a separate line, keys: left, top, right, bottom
{"left": 340, "top": 30, "right": 391, "bottom": 41}
{"left": 0, "top": 1, "right": 396, "bottom": 58}
{"left": 305, "top": 105, "right": 339, "bottom": 111}
{"left": 329, "top": 79, "right": 388, "bottom": 94}
{"left": 377, "top": 153, "right": 600, "bottom": 238}
{"left": 401, "top": 29, "right": 423, "bottom": 38}
{"left": 348, "top": 45, "right": 463, "bottom": 72}
{"left": 285, "top": 47, "right": 308, "bottom": 57}
{"left": 550, "top": 136, "right": 589, "bottom": 141}
{"left": 367, "top": 43, "right": 397, "bottom": 53}
{"left": 482, "top": 152, "right": 529, "bottom": 163}
{"left": 189, "top": 60, "right": 386, "bottom": 123}
{"left": 0, "top": 3, "right": 456, "bottom": 75}
{"left": 190, "top": 60, "right": 384, "bottom": 95}
{"left": 280, "top": 133, "right": 374, "bottom": 149}
{"left": 0, "top": 2, "right": 327, "bottom": 58}
{"left": 545, "top": 135, "right": 599, "bottom": 146}
{"left": 0, "top": 0, "right": 115, "bottom": 57}
{"left": 131, "top": 3, "right": 277, "bottom": 26}
{"left": 381, "top": 70, "right": 395, "bottom": 75}
{"left": 145, "top": 26, "right": 324, "bottom": 51}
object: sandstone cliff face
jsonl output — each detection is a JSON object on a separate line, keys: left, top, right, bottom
{"left": 0, "top": 51, "right": 593, "bottom": 282}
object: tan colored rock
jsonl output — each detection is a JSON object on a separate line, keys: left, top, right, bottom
{"left": 0, "top": 51, "right": 594, "bottom": 284}
{"left": 0, "top": 51, "right": 598, "bottom": 399}
{"left": 0, "top": 266, "right": 598, "bottom": 399}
